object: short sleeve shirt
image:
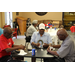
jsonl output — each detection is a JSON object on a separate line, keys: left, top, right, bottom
{"left": 0, "top": 34, "right": 14, "bottom": 58}
{"left": 57, "top": 35, "right": 75, "bottom": 62}
{"left": 26, "top": 25, "right": 37, "bottom": 36}
{"left": 30, "top": 32, "right": 52, "bottom": 47}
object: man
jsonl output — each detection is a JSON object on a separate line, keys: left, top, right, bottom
{"left": 0, "top": 28, "right": 3, "bottom": 35}
{"left": 31, "top": 23, "right": 52, "bottom": 48}
{"left": 30, "top": 23, "right": 52, "bottom": 62}
{"left": 26, "top": 20, "right": 38, "bottom": 42}
{"left": 0, "top": 27, "right": 25, "bottom": 62}
{"left": 47, "top": 28, "right": 75, "bottom": 62}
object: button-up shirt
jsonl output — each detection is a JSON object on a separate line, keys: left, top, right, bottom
{"left": 57, "top": 35, "right": 75, "bottom": 62}
{"left": 31, "top": 31, "right": 52, "bottom": 47}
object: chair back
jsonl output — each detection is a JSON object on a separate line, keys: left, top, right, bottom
{"left": 4, "top": 25, "right": 11, "bottom": 28}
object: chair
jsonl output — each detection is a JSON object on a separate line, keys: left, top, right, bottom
{"left": 24, "top": 32, "right": 31, "bottom": 50}
{"left": 4, "top": 25, "right": 11, "bottom": 28}
{"left": 12, "top": 28, "right": 17, "bottom": 39}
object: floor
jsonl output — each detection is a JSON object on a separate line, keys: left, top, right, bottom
{"left": 12, "top": 31, "right": 75, "bottom": 62}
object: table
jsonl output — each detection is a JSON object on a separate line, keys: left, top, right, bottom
{"left": 12, "top": 48, "right": 58, "bottom": 62}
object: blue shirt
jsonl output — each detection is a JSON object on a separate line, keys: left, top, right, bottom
{"left": 30, "top": 31, "right": 52, "bottom": 47}
{"left": 0, "top": 28, "right": 3, "bottom": 36}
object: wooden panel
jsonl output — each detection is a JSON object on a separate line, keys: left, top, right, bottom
{"left": 17, "top": 17, "right": 27, "bottom": 35}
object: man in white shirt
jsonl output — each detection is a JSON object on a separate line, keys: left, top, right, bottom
{"left": 30, "top": 23, "right": 52, "bottom": 62}
{"left": 26, "top": 20, "right": 38, "bottom": 42}
{"left": 26, "top": 20, "right": 38, "bottom": 37}
{"left": 31, "top": 23, "right": 52, "bottom": 48}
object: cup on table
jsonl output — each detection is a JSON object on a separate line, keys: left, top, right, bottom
{"left": 50, "top": 47, "right": 53, "bottom": 51}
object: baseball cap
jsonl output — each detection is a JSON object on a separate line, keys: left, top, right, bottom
{"left": 39, "top": 23, "right": 45, "bottom": 29}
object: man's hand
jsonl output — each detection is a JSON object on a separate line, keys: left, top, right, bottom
{"left": 35, "top": 43, "right": 40, "bottom": 47}
{"left": 43, "top": 43, "right": 49, "bottom": 48}
{"left": 47, "top": 46, "right": 59, "bottom": 56}
{"left": 31, "top": 42, "right": 40, "bottom": 47}
{"left": 19, "top": 45, "right": 25, "bottom": 50}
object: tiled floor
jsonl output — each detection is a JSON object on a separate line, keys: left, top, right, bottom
{"left": 12, "top": 31, "right": 75, "bottom": 62}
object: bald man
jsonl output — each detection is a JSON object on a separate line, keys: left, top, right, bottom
{"left": 45, "top": 28, "right": 75, "bottom": 62}
{"left": 0, "top": 27, "right": 25, "bottom": 62}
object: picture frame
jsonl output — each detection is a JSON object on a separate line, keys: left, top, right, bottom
{"left": 35, "top": 12, "right": 47, "bottom": 16}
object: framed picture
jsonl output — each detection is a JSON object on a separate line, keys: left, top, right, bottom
{"left": 16, "top": 12, "right": 19, "bottom": 15}
{"left": 35, "top": 12, "right": 47, "bottom": 16}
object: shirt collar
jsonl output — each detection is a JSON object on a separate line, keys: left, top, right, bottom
{"left": 37, "top": 31, "right": 46, "bottom": 36}
{"left": 63, "top": 35, "right": 70, "bottom": 43}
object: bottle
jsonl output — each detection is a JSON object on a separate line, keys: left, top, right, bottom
{"left": 32, "top": 49, "right": 35, "bottom": 56}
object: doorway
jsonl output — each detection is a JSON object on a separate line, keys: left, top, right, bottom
{"left": 5, "top": 12, "right": 13, "bottom": 28}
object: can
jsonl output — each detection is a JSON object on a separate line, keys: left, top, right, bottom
{"left": 32, "top": 49, "right": 35, "bottom": 56}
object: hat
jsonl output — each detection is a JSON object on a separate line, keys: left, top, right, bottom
{"left": 32, "top": 20, "right": 38, "bottom": 24}
{"left": 39, "top": 23, "right": 45, "bottom": 29}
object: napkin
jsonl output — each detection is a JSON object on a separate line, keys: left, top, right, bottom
{"left": 18, "top": 50, "right": 27, "bottom": 55}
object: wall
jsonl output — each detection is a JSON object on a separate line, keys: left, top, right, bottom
{"left": 0, "top": 12, "right": 62, "bottom": 28}
{"left": 13, "top": 12, "right": 22, "bottom": 21}
{"left": 0, "top": 12, "right": 22, "bottom": 28}
{"left": 0, "top": 12, "right": 5, "bottom": 28}
{"left": 20, "top": 12, "right": 62, "bottom": 22}
{"left": 0, "top": 12, "right": 2, "bottom": 27}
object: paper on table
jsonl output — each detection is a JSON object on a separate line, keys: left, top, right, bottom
{"left": 18, "top": 50, "right": 27, "bottom": 55}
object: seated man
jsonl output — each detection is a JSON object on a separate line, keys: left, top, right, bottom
{"left": 0, "top": 27, "right": 25, "bottom": 62}
{"left": 30, "top": 23, "right": 52, "bottom": 62}
{"left": 47, "top": 28, "right": 75, "bottom": 62}
{"left": 26, "top": 20, "right": 38, "bottom": 42}
{"left": 0, "top": 28, "right": 3, "bottom": 35}
{"left": 31, "top": 23, "right": 52, "bottom": 48}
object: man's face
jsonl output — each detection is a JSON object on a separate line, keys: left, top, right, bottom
{"left": 57, "top": 33, "right": 65, "bottom": 40}
{"left": 39, "top": 29, "right": 44, "bottom": 35}
{"left": 6, "top": 31, "right": 13, "bottom": 39}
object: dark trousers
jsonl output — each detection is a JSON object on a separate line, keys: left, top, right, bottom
{"left": 0, "top": 55, "right": 23, "bottom": 62}
{"left": 44, "top": 57, "right": 65, "bottom": 62}
{"left": 26, "top": 36, "right": 31, "bottom": 42}
{"left": 0, "top": 55, "right": 11, "bottom": 62}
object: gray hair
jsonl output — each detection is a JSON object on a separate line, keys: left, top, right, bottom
{"left": 32, "top": 20, "right": 38, "bottom": 25}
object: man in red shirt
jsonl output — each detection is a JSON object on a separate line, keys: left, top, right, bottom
{"left": 0, "top": 27, "right": 25, "bottom": 62}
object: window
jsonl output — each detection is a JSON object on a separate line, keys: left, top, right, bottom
{"left": 5, "top": 12, "right": 13, "bottom": 28}
{"left": 63, "top": 12, "right": 75, "bottom": 30}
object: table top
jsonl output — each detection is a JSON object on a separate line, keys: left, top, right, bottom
{"left": 12, "top": 48, "right": 58, "bottom": 58}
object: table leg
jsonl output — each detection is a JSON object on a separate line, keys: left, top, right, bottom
{"left": 31, "top": 57, "right": 36, "bottom": 62}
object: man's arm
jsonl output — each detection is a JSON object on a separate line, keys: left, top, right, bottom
{"left": 48, "top": 50, "right": 59, "bottom": 56}
{"left": 31, "top": 42, "right": 40, "bottom": 47}
{"left": 43, "top": 43, "right": 52, "bottom": 48}
{"left": 47, "top": 45, "right": 61, "bottom": 56}
{"left": 52, "top": 45, "right": 61, "bottom": 48}
{"left": 5, "top": 45, "right": 25, "bottom": 52}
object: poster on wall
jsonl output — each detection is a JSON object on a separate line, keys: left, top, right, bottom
{"left": 35, "top": 12, "right": 47, "bottom": 16}
{"left": 16, "top": 12, "right": 19, "bottom": 15}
